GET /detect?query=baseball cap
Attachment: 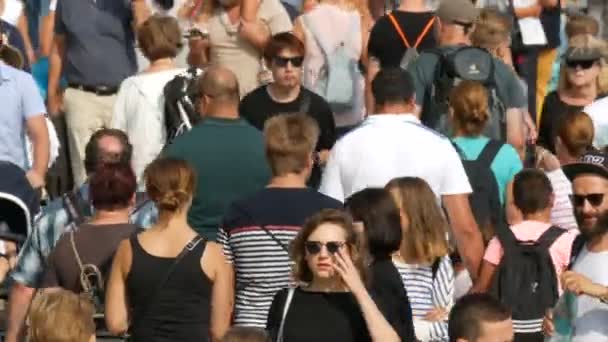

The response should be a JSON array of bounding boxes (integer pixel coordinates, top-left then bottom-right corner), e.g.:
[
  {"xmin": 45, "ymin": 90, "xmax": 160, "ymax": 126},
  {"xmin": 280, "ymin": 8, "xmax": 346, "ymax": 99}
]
[
  {"xmin": 436, "ymin": 0, "xmax": 480, "ymax": 25},
  {"xmin": 565, "ymin": 46, "xmax": 602, "ymax": 63},
  {"xmin": 563, "ymin": 149, "xmax": 608, "ymax": 181}
]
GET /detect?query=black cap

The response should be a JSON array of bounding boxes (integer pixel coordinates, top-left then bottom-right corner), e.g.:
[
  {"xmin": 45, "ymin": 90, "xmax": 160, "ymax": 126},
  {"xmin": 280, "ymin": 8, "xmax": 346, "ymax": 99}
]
[{"xmin": 563, "ymin": 149, "xmax": 608, "ymax": 181}]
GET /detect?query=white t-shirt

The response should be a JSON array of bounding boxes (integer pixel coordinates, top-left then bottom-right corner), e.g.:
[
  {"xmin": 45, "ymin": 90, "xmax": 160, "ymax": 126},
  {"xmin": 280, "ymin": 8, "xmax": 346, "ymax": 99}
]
[
  {"xmin": 49, "ymin": 0, "xmax": 57, "ymax": 12},
  {"xmin": 1, "ymin": 0, "xmax": 23, "ymax": 26},
  {"xmin": 319, "ymin": 114, "xmax": 472, "ymax": 202},
  {"xmin": 583, "ymin": 97, "xmax": 608, "ymax": 149},
  {"xmin": 571, "ymin": 247, "xmax": 608, "ymax": 342}
]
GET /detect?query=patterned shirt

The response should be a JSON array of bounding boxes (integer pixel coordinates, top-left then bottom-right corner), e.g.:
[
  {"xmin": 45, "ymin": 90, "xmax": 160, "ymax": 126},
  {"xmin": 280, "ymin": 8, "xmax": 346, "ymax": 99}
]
[{"xmin": 11, "ymin": 185, "xmax": 157, "ymax": 287}]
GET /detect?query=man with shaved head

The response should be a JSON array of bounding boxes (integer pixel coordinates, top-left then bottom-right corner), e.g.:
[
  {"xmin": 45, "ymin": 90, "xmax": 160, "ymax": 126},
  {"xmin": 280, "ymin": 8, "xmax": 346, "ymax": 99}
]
[{"xmin": 165, "ymin": 67, "xmax": 271, "ymax": 241}]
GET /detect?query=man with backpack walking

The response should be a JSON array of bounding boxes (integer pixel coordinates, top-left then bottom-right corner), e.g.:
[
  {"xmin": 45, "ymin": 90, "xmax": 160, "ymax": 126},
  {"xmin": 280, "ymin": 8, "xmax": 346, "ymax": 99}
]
[
  {"xmin": 543, "ymin": 149, "xmax": 608, "ymax": 341},
  {"xmin": 473, "ymin": 169, "xmax": 576, "ymax": 341},
  {"xmin": 407, "ymin": 0, "xmax": 527, "ymax": 155}
]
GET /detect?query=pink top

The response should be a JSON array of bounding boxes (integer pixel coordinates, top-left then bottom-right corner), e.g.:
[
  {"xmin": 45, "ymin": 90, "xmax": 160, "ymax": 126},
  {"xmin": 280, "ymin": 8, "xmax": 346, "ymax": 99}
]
[{"xmin": 484, "ymin": 220, "xmax": 578, "ymax": 288}]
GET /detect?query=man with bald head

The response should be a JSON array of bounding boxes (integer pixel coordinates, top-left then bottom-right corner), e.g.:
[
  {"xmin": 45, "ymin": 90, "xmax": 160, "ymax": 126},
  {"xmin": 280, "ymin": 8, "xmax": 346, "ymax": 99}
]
[{"xmin": 165, "ymin": 67, "xmax": 271, "ymax": 241}]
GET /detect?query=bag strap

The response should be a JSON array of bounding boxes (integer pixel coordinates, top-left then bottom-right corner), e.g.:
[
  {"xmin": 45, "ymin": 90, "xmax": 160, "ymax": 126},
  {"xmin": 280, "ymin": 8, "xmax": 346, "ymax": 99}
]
[
  {"xmin": 63, "ymin": 190, "xmax": 87, "ymax": 226},
  {"xmin": 234, "ymin": 205, "xmax": 289, "ymax": 253},
  {"xmin": 388, "ymin": 14, "xmax": 435, "ymax": 49},
  {"xmin": 277, "ymin": 287, "xmax": 296, "ymax": 342},
  {"xmin": 129, "ymin": 235, "xmax": 204, "ymax": 332},
  {"xmin": 387, "ymin": 13, "xmax": 409, "ymax": 48},
  {"xmin": 568, "ymin": 234, "xmax": 586, "ymax": 270},
  {"xmin": 431, "ymin": 257, "xmax": 441, "ymax": 280},
  {"xmin": 476, "ymin": 140, "xmax": 503, "ymax": 165},
  {"xmin": 69, "ymin": 231, "xmax": 103, "ymax": 294},
  {"xmin": 536, "ymin": 226, "xmax": 567, "ymax": 249}
]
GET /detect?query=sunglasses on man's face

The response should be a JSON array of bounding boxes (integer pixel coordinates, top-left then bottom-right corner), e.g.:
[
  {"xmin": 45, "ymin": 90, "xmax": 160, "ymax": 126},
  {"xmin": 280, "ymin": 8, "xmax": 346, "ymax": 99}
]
[
  {"xmin": 566, "ymin": 60, "xmax": 597, "ymax": 70},
  {"xmin": 569, "ymin": 193, "xmax": 605, "ymax": 207},
  {"xmin": 304, "ymin": 241, "xmax": 345, "ymax": 255},
  {"xmin": 273, "ymin": 56, "xmax": 304, "ymax": 68}
]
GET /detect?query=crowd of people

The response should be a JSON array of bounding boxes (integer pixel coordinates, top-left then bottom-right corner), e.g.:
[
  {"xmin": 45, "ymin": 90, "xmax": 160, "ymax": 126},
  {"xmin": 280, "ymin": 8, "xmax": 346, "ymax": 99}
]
[{"xmin": 2, "ymin": 0, "xmax": 608, "ymax": 341}]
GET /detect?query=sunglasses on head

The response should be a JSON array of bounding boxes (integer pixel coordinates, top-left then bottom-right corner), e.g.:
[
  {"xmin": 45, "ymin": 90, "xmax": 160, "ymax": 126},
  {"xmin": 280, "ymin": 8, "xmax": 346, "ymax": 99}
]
[
  {"xmin": 566, "ymin": 60, "xmax": 597, "ymax": 70},
  {"xmin": 273, "ymin": 56, "xmax": 304, "ymax": 68},
  {"xmin": 304, "ymin": 241, "xmax": 345, "ymax": 255},
  {"xmin": 570, "ymin": 193, "xmax": 605, "ymax": 207}
]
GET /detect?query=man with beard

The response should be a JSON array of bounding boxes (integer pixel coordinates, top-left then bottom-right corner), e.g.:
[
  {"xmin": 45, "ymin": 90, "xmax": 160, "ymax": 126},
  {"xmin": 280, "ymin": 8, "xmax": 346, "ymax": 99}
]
[
  {"xmin": 544, "ymin": 149, "xmax": 608, "ymax": 341},
  {"xmin": 239, "ymin": 33, "xmax": 336, "ymax": 188}
]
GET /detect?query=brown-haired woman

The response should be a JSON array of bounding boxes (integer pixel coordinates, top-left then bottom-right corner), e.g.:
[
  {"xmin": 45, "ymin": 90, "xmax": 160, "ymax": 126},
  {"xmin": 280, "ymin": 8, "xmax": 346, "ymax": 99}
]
[
  {"xmin": 266, "ymin": 209, "xmax": 400, "ymax": 342},
  {"xmin": 105, "ymin": 157, "xmax": 232, "ymax": 342},
  {"xmin": 385, "ymin": 177, "xmax": 453, "ymax": 342},
  {"xmin": 449, "ymin": 80, "xmax": 523, "ymax": 226}
]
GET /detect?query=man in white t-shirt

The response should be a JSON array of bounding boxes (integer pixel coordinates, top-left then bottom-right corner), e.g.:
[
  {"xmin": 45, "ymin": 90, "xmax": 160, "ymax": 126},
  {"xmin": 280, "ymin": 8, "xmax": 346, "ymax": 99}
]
[
  {"xmin": 320, "ymin": 67, "xmax": 484, "ymax": 280},
  {"xmin": 583, "ymin": 97, "xmax": 608, "ymax": 149},
  {"xmin": 544, "ymin": 149, "xmax": 608, "ymax": 341}
]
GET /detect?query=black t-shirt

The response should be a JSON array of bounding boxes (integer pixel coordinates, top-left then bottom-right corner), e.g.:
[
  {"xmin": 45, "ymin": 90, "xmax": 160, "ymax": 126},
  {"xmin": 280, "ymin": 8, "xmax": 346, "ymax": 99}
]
[
  {"xmin": 268, "ymin": 288, "xmax": 394, "ymax": 342},
  {"xmin": 540, "ymin": 0, "xmax": 562, "ymax": 49},
  {"xmin": 368, "ymin": 10, "xmax": 437, "ymax": 68},
  {"xmin": 239, "ymin": 86, "xmax": 337, "ymax": 188}
]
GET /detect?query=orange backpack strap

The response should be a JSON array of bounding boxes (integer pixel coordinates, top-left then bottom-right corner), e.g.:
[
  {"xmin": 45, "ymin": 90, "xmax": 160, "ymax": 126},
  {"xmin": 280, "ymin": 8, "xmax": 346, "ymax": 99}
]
[
  {"xmin": 413, "ymin": 16, "xmax": 436, "ymax": 49},
  {"xmin": 388, "ymin": 12, "xmax": 410, "ymax": 48}
]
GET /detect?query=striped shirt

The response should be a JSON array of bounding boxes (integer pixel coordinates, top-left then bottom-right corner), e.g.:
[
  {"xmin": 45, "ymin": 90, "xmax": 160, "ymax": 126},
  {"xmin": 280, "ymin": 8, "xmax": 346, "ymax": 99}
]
[
  {"xmin": 394, "ymin": 255, "xmax": 454, "ymax": 342},
  {"xmin": 547, "ymin": 169, "xmax": 578, "ymax": 231},
  {"xmin": 218, "ymin": 187, "xmax": 342, "ymax": 328}
]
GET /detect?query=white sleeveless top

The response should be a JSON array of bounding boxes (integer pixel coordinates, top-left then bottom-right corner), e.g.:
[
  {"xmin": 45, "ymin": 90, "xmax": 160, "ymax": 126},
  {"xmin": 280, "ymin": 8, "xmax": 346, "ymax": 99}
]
[{"xmin": 300, "ymin": 4, "xmax": 366, "ymax": 127}]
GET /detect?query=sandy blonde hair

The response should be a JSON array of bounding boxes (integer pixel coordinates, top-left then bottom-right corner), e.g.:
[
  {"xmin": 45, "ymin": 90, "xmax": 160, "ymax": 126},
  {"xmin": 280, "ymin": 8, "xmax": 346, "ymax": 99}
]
[
  {"xmin": 386, "ymin": 177, "xmax": 450, "ymax": 264},
  {"xmin": 144, "ymin": 157, "xmax": 196, "ymax": 214},
  {"xmin": 559, "ymin": 34, "xmax": 608, "ymax": 94},
  {"xmin": 471, "ymin": 8, "xmax": 512, "ymax": 50},
  {"xmin": 557, "ymin": 111, "xmax": 595, "ymax": 157},
  {"xmin": 27, "ymin": 290, "xmax": 95, "ymax": 342},
  {"xmin": 449, "ymin": 81, "xmax": 490, "ymax": 136}
]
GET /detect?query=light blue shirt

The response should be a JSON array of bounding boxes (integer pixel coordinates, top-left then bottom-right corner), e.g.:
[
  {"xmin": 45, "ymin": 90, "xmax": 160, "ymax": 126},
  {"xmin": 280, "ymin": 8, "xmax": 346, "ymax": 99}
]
[
  {"xmin": 452, "ymin": 136, "xmax": 523, "ymax": 204},
  {"xmin": 0, "ymin": 63, "xmax": 46, "ymax": 170}
]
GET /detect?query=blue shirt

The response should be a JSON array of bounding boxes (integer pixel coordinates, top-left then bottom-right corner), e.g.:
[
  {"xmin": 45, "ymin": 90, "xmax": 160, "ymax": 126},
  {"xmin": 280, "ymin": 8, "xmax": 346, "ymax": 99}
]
[
  {"xmin": 452, "ymin": 136, "xmax": 523, "ymax": 204},
  {"xmin": 11, "ymin": 185, "xmax": 158, "ymax": 287},
  {"xmin": 55, "ymin": 0, "xmax": 136, "ymax": 87},
  {"xmin": 0, "ymin": 63, "xmax": 46, "ymax": 170}
]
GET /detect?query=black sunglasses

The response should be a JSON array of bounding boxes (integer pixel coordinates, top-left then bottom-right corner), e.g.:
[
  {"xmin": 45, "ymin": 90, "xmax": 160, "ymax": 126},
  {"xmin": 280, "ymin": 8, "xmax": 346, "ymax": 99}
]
[
  {"xmin": 570, "ymin": 193, "xmax": 605, "ymax": 207},
  {"xmin": 304, "ymin": 241, "xmax": 345, "ymax": 255},
  {"xmin": 273, "ymin": 56, "xmax": 304, "ymax": 68},
  {"xmin": 566, "ymin": 60, "xmax": 597, "ymax": 70}
]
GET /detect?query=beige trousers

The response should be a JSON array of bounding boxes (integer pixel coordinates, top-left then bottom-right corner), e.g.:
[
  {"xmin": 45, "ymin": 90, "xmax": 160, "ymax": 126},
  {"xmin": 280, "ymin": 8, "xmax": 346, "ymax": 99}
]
[{"xmin": 63, "ymin": 88, "xmax": 116, "ymax": 187}]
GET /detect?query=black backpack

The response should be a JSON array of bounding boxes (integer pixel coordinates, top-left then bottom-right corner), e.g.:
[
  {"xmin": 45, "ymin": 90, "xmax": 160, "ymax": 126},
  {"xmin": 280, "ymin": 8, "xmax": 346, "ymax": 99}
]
[
  {"xmin": 422, "ymin": 47, "xmax": 507, "ymax": 141},
  {"xmin": 492, "ymin": 225, "xmax": 567, "ymax": 326},
  {"xmin": 163, "ymin": 67, "xmax": 203, "ymax": 147},
  {"xmin": 453, "ymin": 140, "xmax": 504, "ymax": 241}
]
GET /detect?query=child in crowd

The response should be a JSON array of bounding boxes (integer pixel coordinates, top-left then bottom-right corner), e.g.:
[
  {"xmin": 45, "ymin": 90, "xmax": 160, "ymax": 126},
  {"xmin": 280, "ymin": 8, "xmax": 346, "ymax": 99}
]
[{"xmin": 386, "ymin": 177, "xmax": 454, "ymax": 342}]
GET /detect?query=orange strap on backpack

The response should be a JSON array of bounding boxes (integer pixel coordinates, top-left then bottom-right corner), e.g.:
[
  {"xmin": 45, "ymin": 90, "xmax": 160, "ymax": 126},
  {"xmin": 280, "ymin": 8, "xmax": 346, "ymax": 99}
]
[{"xmin": 387, "ymin": 13, "xmax": 436, "ymax": 49}]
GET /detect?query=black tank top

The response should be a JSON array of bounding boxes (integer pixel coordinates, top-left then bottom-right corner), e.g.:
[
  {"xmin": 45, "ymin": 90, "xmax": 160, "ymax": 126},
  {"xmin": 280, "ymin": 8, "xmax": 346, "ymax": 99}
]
[{"xmin": 127, "ymin": 236, "xmax": 212, "ymax": 342}]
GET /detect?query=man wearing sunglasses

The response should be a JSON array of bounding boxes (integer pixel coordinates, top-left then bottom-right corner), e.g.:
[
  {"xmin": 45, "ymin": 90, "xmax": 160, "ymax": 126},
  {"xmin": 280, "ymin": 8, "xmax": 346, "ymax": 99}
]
[
  {"xmin": 239, "ymin": 32, "xmax": 336, "ymax": 189},
  {"xmin": 543, "ymin": 149, "xmax": 608, "ymax": 341}
]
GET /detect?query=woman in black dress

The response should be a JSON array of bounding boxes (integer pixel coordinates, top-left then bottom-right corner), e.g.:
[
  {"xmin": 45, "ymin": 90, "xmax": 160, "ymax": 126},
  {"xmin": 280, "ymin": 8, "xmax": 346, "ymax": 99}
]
[{"xmin": 266, "ymin": 209, "xmax": 400, "ymax": 342}]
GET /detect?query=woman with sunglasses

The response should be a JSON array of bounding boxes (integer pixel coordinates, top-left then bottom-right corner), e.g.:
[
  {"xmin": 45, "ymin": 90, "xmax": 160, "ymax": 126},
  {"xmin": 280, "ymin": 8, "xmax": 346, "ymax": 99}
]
[
  {"xmin": 266, "ymin": 209, "xmax": 400, "ymax": 342},
  {"xmin": 538, "ymin": 34, "xmax": 608, "ymax": 153}
]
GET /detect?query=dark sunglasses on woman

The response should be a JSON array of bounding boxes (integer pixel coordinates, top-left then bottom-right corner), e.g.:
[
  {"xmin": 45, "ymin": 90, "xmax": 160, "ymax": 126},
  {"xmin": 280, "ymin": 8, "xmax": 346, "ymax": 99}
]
[
  {"xmin": 570, "ymin": 193, "xmax": 605, "ymax": 207},
  {"xmin": 305, "ymin": 241, "xmax": 345, "ymax": 255},
  {"xmin": 566, "ymin": 60, "xmax": 597, "ymax": 70},
  {"xmin": 273, "ymin": 56, "xmax": 304, "ymax": 68}
]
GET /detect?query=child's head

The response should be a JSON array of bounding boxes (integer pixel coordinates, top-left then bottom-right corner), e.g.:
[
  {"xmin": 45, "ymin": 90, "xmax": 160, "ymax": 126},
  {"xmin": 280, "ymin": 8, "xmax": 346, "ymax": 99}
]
[
  {"xmin": 385, "ymin": 177, "xmax": 449, "ymax": 263},
  {"xmin": 28, "ymin": 290, "xmax": 96, "ymax": 342},
  {"xmin": 221, "ymin": 327, "xmax": 271, "ymax": 342},
  {"xmin": 512, "ymin": 169, "xmax": 554, "ymax": 218},
  {"xmin": 566, "ymin": 14, "xmax": 600, "ymax": 39}
]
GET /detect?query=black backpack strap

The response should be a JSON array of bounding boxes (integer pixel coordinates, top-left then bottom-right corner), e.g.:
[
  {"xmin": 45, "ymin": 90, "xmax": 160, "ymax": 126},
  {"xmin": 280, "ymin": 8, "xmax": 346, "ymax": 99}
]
[
  {"xmin": 537, "ymin": 226, "xmax": 568, "ymax": 249},
  {"xmin": 476, "ymin": 140, "xmax": 503, "ymax": 165},
  {"xmin": 568, "ymin": 234, "xmax": 586, "ymax": 270},
  {"xmin": 431, "ymin": 257, "xmax": 441, "ymax": 280},
  {"xmin": 62, "ymin": 189, "xmax": 87, "ymax": 226}
]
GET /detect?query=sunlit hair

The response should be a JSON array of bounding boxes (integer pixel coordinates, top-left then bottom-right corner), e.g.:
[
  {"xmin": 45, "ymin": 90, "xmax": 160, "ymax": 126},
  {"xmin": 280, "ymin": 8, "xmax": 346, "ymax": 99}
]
[
  {"xmin": 471, "ymin": 8, "xmax": 512, "ymax": 51},
  {"xmin": 290, "ymin": 209, "xmax": 366, "ymax": 284},
  {"xmin": 566, "ymin": 14, "xmax": 600, "ymax": 39},
  {"xmin": 449, "ymin": 80, "xmax": 490, "ymax": 136},
  {"xmin": 27, "ymin": 290, "xmax": 95, "ymax": 342},
  {"xmin": 144, "ymin": 157, "xmax": 196, "ymax": 216},
  {"xmin": 386, "ymin": 177, "xmax": 450, "ymax": 264},
  {"xmin": 557, "ymin": 111, "xmax": 595, "ymax": 157},
  {"xmin": 137, "ymin": 15, "xmax": 183, "ymax": 61},
  {"xmin": 559, "ymin": 34, "xmax": 608, "ymax": 94}
]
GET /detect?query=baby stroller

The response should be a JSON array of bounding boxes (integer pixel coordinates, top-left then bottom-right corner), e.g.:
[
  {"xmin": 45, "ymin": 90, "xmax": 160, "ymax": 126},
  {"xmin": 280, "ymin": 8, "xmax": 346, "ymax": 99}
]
[{"xmin": 0, "ymin": 162, "xmax": 40, "ymax": 244}]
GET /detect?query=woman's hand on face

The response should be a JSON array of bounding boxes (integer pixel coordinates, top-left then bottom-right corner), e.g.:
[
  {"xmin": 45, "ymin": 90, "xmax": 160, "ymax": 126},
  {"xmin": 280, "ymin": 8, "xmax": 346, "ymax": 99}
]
[{"xmin": 333, "ymin": 248, "xmax": 366, "ymax": 295}]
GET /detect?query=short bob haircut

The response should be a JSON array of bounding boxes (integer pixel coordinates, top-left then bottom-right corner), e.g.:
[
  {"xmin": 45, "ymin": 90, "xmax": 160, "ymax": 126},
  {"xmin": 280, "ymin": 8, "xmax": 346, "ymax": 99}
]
[
  {"xmin": 89, "ymin": 162, "xmax": 136, "ymax": 211},
  {"xmin": 264, "ymin": 113, "xmax": 319, "ymax": 177},
  {"xmin": 137, "ymin": 15, "xmax": 183, "ymax": 61},
  {"xmin": 512, "ymin": 169, "xmax": 553, "ymax": 216},
  {"xmin": 28, "ymin": 290, "xmax": 96, "ymax": 342},
  {"xmin": 345, "ymin": 188, "xmax": 402, "ymax": 260},
  {"xmin": 448, "ymin": 293, "xmax": 511, "ymax": 342},
  {"xmin": 290, "ymin": 209, "xmax": 366, "ymax": 284},
  {"xmin": 263, "ymin": 32, "xmax": 305, "ymax": 65}
]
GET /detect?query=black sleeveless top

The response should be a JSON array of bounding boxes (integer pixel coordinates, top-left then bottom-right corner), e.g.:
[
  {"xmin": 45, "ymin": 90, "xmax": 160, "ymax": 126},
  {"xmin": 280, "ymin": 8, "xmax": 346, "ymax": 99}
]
[{"xmin": 127, "ymin": 236, "xmax": 212, "ymax": 342}]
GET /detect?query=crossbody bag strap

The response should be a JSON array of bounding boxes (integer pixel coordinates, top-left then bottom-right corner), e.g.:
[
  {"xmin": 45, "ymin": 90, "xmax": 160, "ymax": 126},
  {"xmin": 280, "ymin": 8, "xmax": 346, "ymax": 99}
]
[
  {"xmin": 277, "ymin": 287, "xmax": 296, "ymax": 342},
  {"xmin": 233, "ymin": 205, "xmax": 289, "ymax": 253},
  {"xmin": 70, "ymin": 231, "xmax": 92, "ymax": 292},
  {"xmin": 128, "ymin": 235, "xmax": 204, "ymax": 333}
]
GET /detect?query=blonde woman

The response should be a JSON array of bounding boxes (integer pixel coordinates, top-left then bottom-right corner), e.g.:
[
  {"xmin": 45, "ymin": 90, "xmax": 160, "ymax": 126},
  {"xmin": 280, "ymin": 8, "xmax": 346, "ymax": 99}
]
[
  {"xmin": 293, "ymin": 0, "xmax": 372, "ymax": 135},
  {"xmin": 538, "ymin": 34, "xmax": 608, "ymax": 152}
]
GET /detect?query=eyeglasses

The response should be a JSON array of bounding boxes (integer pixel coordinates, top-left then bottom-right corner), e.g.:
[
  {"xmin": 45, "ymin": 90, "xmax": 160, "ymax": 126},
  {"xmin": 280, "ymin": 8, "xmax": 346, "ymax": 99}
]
[
  {"xmin": 304, "ymin": 241, "xmax": 345, "ymax": 255},
  {"xmin": 566, "ymin": 60, "xmax": 597, "ymax": 70},
  {"xmin": 273, "ymin": 56, "xmax": 304, "ymax": 68},
  {"xmin": 569, "ymin": 193, "xmax": 605, "ymax": 207}
]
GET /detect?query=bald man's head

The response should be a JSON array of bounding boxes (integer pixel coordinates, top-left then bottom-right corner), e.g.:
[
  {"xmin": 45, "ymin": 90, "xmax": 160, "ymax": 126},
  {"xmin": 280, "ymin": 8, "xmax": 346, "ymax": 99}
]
[{"xmin": 199, "ymin": 66, "xmax": 240, "ymax": 104}]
